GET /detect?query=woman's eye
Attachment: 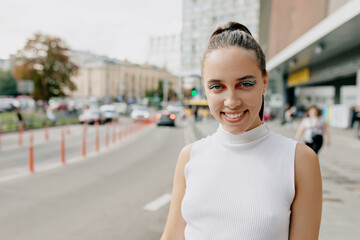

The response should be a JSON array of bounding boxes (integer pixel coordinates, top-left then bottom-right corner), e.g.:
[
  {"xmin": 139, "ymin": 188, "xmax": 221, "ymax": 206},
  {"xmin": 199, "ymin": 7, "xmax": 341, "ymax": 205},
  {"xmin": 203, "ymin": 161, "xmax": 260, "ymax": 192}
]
[
  {"xmin": 236, "ymin": 81, "xmax": 256, "ymax": 88},
  {"xmin": 209, "ymin": 84, "xmax": 224, "ymax": 90}
]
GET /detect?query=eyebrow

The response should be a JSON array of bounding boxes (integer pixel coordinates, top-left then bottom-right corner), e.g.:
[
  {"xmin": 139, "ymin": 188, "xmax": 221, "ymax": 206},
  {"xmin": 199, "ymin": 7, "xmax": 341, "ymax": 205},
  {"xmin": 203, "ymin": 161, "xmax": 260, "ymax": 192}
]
[
  {"xmin": 236, "ymin": 75, "xmax": 256, "ymax": 81},
  {"xmin": 207, "ymin": 75, "xmax": 256, "ymax": 84}
]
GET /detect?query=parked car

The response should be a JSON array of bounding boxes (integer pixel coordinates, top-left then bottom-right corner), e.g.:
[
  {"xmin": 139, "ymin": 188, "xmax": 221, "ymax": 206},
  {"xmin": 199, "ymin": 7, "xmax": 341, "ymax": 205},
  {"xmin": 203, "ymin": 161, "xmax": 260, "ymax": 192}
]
[
  {"xmin": 112, "ymin": 102, "xmax": 129, "ymax": 116},
  {"xmin": 155, "ymin": 110, "xmax": 176, "ymax": 127},
  {"xmin": 0, "ymin": 98, "xmax": 16, "ymax": 112},
  {"xmin": 130, "ymin": 105, "xmax": 151, "ymax": 121},
  {"xmin": 100, "ymin": 104, "xmax": 118, "ymax": 122},
  {"xmin": 78, "ymin": 108, "xmax": 104, "ymax": 124}
]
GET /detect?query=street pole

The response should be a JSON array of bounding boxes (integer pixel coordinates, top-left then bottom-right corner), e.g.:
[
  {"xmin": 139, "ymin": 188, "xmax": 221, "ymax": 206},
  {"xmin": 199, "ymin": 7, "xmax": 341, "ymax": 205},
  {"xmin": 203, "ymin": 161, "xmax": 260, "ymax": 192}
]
[{"xmin": 163, "ymin": 78, "xmax": 169, "ymax": 107}]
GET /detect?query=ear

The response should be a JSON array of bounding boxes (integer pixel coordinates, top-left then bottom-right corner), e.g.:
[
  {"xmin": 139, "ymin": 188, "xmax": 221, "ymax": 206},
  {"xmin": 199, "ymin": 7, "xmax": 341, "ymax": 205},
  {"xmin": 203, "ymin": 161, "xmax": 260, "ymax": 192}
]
[{"xmin": 262, "ymin": 70, "xmax": 268, "ymax": 94}]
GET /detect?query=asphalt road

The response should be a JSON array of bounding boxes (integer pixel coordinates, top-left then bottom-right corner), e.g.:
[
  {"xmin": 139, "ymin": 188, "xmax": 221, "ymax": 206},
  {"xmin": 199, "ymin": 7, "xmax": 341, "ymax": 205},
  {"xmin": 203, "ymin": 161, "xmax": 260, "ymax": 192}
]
[
  {"xmin": 0, "ymin": 118, "xmax": 142, "ymax": 177},
  {"xmin": 0, "ymin": 119, "xmax": 186, "ymax": 239}
]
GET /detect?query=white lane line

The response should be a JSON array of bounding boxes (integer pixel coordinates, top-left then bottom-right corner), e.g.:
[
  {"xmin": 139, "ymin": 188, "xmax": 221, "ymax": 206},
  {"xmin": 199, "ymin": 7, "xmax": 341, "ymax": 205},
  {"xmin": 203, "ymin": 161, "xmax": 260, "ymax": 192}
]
[
  {"xmin": 0, "ymin": 171, "xmax": 30, "ymax": 183},
  {"xmin": 36, "ymin": 162, "xmax": 63, "ymax": 173},
  {"xmin": 143, "ymin": 193, "xmax": 172, "ymax": 212}
]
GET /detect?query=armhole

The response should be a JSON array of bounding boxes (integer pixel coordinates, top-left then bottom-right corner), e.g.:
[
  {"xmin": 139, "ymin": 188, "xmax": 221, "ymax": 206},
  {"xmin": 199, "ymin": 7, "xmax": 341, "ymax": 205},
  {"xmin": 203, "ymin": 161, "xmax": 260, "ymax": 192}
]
[{"xmin": 291, "ymin": 141, "xmax": 298, "ymax": 201}]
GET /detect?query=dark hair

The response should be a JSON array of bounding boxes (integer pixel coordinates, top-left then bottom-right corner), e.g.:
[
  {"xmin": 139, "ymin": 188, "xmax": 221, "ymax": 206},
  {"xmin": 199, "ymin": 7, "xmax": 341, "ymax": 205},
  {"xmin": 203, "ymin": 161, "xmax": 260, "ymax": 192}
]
[
  {"xmin": 201, "ymin": 22, "xmax": 266, "ymax": 77},
  {"xmin": 202, "ymin": 22, "xmax": 267, "ymax": 120},
  {"xmin": 305, "ymin": 106, "xmax": 322, "ymax": 118}
]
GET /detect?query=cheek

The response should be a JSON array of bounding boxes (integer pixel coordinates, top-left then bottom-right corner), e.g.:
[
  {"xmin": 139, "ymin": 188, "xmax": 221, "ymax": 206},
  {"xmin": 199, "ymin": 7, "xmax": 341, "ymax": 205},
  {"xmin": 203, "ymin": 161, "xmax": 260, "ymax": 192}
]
[{"xmin": 206, "ymin": 93, "xmax": 222, "ymax": 113}]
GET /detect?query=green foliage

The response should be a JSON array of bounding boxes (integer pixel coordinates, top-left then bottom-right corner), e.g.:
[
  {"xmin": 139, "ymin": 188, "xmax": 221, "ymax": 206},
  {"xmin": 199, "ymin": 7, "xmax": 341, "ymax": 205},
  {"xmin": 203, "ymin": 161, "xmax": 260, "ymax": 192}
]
[
  {"xmin": 0, "ymin": 112, "xmax": 78, "ymax": 132},
  {"xmin": 145, "ymin": 80, "xmax": 177, "ymax": 101},
  {"xmin": 12, "ymin": 33, "xmax": 78, "ymax": 101},
  {"xmin": 0, "ymin": 70, "xmax": 17, "ymax": 96}
]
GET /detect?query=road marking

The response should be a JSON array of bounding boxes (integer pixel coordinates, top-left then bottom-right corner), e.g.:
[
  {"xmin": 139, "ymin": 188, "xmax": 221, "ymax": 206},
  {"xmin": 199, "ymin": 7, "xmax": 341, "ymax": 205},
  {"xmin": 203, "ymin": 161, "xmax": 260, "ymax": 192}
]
[
  {"xmin": 143, "ymin": 193, "xmax": 172, "ymax": 212},
  {"xmin": 0, "ymin": 170, "xmax": 30, "ymax": 183},
  {"xmin": 0, "ymin": 124, "xmax": 157, "ymax": 184},
  {"xmin": 36, "ymin": 162, "xmax": 63, "ymax": 173}
]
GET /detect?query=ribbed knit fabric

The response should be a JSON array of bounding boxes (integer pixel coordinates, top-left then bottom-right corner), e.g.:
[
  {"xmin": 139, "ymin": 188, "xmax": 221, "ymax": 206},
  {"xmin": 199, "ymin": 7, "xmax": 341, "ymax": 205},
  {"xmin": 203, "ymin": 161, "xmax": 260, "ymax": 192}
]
[{"xmin": 181, "ymin": 123, "xmax": 297, "ymax": 240}]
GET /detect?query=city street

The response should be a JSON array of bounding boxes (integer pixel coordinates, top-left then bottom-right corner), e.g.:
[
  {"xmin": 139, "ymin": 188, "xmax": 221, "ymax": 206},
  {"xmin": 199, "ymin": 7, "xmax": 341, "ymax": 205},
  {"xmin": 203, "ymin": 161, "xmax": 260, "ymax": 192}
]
[
  {"xmin": 0, "ymin": 118, "xmax": 186, "ymax": 240},
  {"xmin": 1, "ymin": 117, "xmax": 359, "ymax": 239},
  {"xmin": 0, "ymin": 118, "xmax": 147, "ymax": 180}
]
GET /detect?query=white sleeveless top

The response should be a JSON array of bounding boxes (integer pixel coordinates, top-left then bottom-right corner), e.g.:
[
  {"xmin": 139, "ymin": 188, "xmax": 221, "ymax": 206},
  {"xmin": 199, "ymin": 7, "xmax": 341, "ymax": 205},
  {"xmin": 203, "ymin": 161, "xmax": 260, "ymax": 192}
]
[{"xmin": 181, "ymin": 123, "xmax": 297, "ymax": 240}]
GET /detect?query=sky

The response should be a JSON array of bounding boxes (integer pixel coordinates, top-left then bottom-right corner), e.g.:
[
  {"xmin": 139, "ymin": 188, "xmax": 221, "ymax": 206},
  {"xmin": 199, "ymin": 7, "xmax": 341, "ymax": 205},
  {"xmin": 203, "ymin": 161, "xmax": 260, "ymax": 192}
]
[{"xmin": 0, "ymin": 0, "xmax": 182, "ymax": 64}]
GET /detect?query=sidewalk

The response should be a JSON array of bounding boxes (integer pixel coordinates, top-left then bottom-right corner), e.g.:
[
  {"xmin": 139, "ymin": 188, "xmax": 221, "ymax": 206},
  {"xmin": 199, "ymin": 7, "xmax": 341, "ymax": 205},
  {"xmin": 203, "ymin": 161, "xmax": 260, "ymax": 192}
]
[{"xmin": 189, "ymin": 118, "xmax": 360, "ymax": 240}]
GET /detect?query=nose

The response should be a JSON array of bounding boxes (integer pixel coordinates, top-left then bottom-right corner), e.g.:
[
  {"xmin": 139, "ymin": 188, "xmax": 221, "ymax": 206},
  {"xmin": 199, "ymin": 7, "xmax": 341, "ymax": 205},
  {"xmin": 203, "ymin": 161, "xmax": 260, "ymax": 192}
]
[{"xmin": 224, "ymin": 90, "xmax": 241, "ymax": 109}]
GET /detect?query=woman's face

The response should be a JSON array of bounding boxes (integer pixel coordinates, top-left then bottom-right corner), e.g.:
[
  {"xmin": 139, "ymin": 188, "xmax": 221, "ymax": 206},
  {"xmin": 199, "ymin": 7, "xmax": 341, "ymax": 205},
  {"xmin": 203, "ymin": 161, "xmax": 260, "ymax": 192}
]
[
  {"xmin": 308, "ymin": 107, "xmax": 318, "ymax": 117},
  {"xmin": 203, "ymin": 47, "xmax": 268, "ymax": 134}
]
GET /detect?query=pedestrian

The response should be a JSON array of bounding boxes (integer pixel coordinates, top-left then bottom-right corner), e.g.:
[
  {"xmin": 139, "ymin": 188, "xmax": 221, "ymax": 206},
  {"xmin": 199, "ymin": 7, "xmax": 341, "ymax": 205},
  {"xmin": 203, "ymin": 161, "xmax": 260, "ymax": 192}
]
[
  {"xmin": 46, "ymin": 106, "xmax": 57, "ymax": 126},
  {"xmin": 194, "ymin": 106, "xmax": 199, "ymax": 122},
  {"xmin": 15, "ymin": 107, "xmax": 25, "ymax": 130},
  {"xmin": 161, "ymin": 22, "xmax": 322, "ymax": 240},
  {"xmin": 295, "ymin": 105, "xmax": 330, "ymax": 154},
  {"xmin": 351, "ymin": 105, "xmax": 360, "ymax": 138},
  {"xmin": 285, "ymin": 105, "xmax": 296, "ymax": 127}
]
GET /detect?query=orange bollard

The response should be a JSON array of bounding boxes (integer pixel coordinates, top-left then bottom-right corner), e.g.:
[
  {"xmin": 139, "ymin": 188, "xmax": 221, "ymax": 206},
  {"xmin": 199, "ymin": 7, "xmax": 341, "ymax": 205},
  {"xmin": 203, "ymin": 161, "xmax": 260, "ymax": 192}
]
[
  {"xmin": 112, "ymin": 121, "xmax": 116, "ymax": 144},
  {"xmin": 18, "ymin": 122, "xmax": 23, "ymax": 146},
  {"xmin": 118, "ymin": 124, "xmax": 122, "ymax": 141},
  {"xmin": 66, "ymin": 124, "xmax": 71, "ymax": 134},
  {"xmin": 95, "ymin": 121, "xmax": 100, "ymax": 152},
  {"xmin": 29, "ymin": 130, "xmax": 34, "ymax": 173},
  {"xmin": 61, "ymin": 129, "xmax": 65, "ymax": 164},
  {"xmin": 44, "ymin": 124, "xmax": 49, "ymax": 141},
  {"xmin": 105, "ymin": 122, "xmax": 109, "ymax": 148},
  {"xmin": 82, "ymin": 123, "xmax": 87, "ymax": 157}
]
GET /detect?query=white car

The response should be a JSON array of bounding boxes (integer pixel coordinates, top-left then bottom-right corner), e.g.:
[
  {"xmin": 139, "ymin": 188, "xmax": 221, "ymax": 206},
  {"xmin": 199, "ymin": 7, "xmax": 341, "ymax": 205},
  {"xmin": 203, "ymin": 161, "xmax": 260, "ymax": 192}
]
[
  {"xmin": 100, "ymin": 105, "xmax": 118, "ymax": 122},
  {"xmin": 130, "ymin": 105, "xmax": 151, "ymax": 121},
  {"xmin": 78, "ymin": 108, "xmax": 104, "ymax": 124}
]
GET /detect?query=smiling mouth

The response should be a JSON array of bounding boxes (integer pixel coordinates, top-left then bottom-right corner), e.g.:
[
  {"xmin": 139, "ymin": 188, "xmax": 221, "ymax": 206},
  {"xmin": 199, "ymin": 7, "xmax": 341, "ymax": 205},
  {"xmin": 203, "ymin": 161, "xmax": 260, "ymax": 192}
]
[{"xmin": 222, "ymin": 110, "xmax": 248, "ymax": 120}]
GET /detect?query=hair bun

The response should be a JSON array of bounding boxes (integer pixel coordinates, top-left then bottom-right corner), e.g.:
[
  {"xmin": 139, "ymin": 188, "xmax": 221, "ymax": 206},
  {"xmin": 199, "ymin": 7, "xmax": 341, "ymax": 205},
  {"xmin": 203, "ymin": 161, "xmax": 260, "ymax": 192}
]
[{"xmin": 210, "ymin": 22, "xmax": 252, "ymax": 39}]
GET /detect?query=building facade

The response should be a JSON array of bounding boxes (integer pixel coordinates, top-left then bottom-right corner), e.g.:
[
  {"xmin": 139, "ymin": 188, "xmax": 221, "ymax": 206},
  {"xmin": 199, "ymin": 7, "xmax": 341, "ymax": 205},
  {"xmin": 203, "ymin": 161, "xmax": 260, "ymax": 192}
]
[
  {"xmin": 69, "ymin": 51, "xmax": 178, "ymax": 101},
  {"xmin": 146, "ymin": 33, "xmax": 182, "ymax": 76},
  {"xmin": 181, "ymin": 0, "xmax": 261, "ymax": 76},
  {"xmin": 262, "ymin": 0, "xmax": 360, "ymax": 127}
]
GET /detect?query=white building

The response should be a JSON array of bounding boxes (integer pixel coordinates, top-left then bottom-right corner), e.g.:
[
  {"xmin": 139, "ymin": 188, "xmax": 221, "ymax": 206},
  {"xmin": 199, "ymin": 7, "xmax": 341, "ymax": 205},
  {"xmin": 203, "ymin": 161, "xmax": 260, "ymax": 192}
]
[
  {"xmin": 181, "ymin": 0, "xmax": 261, "ymax": 76},
  {"xmin": 146, "ymin": 33, "xmax": 182, "ymax": 76}
]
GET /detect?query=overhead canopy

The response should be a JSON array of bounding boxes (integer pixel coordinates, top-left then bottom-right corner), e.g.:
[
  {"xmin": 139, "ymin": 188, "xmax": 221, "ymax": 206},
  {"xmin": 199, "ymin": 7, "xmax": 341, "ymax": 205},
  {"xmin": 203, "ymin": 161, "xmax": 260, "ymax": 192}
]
[{"xmin": 267, "ymin": 0, "xmax": 360, "ymax": 81}]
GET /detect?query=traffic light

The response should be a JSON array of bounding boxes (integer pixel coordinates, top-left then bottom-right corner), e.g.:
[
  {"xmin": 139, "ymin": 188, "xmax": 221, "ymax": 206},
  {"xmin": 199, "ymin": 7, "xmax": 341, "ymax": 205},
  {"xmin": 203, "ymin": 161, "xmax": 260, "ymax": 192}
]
[{"xmin": 191, "ymin": 88, "xmax": 198, "ymax": 96}]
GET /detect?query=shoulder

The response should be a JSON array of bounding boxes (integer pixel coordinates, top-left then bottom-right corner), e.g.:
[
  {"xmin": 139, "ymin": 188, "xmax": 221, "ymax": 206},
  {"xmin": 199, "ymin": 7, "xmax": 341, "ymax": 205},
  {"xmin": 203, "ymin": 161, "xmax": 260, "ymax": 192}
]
[
  {"xmin": 295, "ymin": 142, "xmax": 319, "ymax": 168},
  {"xmin": 176, "ymin": 143, "xmax": 193, "ymax": 169},
  {"xmin": 294, "ymin": 143, "xmax": 321, "ymax": 184},
  {"xmin": 289, "ymin": 142, "xmax": 322, "ymax": 238}
]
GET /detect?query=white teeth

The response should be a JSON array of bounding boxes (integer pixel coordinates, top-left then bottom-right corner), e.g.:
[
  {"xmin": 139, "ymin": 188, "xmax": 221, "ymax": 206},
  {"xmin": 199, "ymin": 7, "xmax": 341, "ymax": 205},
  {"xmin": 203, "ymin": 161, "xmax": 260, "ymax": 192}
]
[{"xmin": 225, "ymin": 112, "xmax": 244, "ymax": 119}]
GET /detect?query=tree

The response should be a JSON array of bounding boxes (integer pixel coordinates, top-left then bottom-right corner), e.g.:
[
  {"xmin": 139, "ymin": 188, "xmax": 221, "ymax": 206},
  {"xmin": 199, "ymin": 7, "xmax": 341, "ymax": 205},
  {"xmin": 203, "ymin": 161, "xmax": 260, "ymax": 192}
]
[
  {"xmin": 145, "ymin": 80, "xmax": 177, "ymax": 101},
  {"xmin": 12, "ymin": 33, "xmax": 78, "ymax": 101},
  {"xmin": 0, "ymin": 70, "xmax": 17, "ymax": 96}
]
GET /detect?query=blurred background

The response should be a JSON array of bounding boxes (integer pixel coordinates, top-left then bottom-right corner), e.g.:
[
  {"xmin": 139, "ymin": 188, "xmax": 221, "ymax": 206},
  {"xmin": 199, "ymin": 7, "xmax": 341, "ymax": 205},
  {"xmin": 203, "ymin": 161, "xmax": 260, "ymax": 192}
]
[{"xmin": 0, "ymin": 0, "xmax": 359, "ymax": 239}]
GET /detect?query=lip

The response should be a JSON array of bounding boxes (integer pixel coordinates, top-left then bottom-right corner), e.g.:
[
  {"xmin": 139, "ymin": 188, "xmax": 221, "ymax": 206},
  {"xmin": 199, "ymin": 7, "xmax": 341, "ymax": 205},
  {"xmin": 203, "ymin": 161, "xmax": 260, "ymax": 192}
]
[{"xmin": 222, "ymin": 110, "xmax": 248, "ymax": 123}]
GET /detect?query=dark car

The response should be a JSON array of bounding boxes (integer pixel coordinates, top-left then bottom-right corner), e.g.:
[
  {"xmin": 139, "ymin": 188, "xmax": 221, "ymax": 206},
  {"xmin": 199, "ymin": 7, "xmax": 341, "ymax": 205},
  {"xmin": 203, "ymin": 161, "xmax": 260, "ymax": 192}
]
[{"xmin": 156, "ymin": 110, "xmax": 176, "ymax": 127}]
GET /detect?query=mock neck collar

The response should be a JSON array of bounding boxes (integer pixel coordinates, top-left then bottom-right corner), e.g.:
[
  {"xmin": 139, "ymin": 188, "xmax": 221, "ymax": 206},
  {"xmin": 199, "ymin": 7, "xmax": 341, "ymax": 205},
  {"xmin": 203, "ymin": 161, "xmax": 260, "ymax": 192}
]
[{"xmin": 215, "ymin": 123, "xmax": 270, "ymax": 145}]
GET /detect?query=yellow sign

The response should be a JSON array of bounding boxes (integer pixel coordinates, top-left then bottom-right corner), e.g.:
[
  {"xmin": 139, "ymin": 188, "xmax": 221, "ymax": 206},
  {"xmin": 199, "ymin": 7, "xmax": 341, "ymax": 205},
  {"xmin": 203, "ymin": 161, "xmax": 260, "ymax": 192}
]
[
  {"xmin": 183, "ymin": 99, "xmax": 208, "ymax": 106},
  {"xmin": 288, "ymin": 68, "xmax": 310, "ymax": 87}
]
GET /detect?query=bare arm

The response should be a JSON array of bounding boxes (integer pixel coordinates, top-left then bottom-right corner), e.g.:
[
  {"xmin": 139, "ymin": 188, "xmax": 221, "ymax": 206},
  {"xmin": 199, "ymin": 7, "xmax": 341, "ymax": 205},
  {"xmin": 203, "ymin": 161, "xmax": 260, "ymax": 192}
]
[
  {"xmin": 295, "ymin": 121, "xmax": 305, "ymax": 141},
  {"xmin": 289, "ymin": 143, "xmax": 322, "ymax": 240},
  {"xmin": 322, "ymin": 122, "xmax": 330, "ymax": 146},
  {"xmin": 161, "ymin": 144, "xmax": 192, "ymax": 240}
]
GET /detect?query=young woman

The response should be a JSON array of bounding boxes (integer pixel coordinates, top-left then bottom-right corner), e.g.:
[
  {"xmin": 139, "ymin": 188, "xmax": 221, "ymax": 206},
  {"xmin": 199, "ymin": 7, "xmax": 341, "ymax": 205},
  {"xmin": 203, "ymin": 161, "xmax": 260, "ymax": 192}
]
[
  {"xmin": 295, "ymin": 106, "xmax": 330, "ymax": 154},
  {"xmin": 161, "ymin": 22, "xmax": 322, "ymax": 240}
]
